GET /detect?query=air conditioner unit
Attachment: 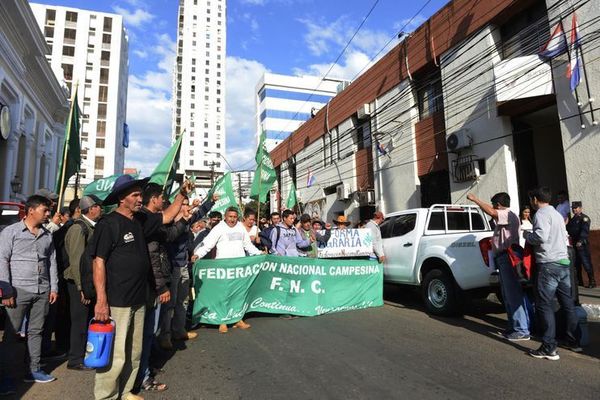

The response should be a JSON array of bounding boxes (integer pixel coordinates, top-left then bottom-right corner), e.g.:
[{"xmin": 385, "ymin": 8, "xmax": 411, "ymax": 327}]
[
  {"xmin": 357, "ymin": 190, "xmax": 376, "ymax": 205},
  {"xmin": 446, "ymin": 129, "xmax": 472, "ymax": 152},
  {"xmin": 336, "ymin": 184, "xmax": 352, "ymax": 201},
  {"xmin": 356, "ymin": 104, "xmax": 371, "ymax": 121}
]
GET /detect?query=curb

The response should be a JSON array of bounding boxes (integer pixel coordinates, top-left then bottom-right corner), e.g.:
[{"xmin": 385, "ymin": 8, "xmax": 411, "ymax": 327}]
[{"xmin": 582, "ymin": 303, "xmax": 600, "ymax": 321}]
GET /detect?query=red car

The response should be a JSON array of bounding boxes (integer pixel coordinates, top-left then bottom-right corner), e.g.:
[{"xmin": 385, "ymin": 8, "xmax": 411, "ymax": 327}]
[{"xmin": 0, "ymin": 202, "xmax": 25, "ymax": 232}]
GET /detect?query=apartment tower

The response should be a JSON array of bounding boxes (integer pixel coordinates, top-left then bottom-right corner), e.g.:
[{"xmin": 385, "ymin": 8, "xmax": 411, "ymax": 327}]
[
  {"xmin": 31, "ymin": 3, "xmax": 129, "ymax": 184},
  {"xmin": 173, "ymin": 0, "xmax": 226, "ymax": 189}
]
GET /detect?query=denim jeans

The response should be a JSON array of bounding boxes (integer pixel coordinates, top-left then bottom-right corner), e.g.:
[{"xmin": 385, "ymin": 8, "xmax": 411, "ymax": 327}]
[
  {"xmin": 158, "ymin": 266, "xmax": 190, "ymax": 340},
  {"xmin": 135, "ymin": 299, "xmax": 161, "ymax": 388},
  {"xmin": 0, "ymin": 288, "xmax": 49, "ymax": 375},
  {"xmin": 495, "ymin": 252, "xmax": 530, "ymax": 335},
  {"xmin": 535, "ymin": 262, "xmax": 578, "ymax": 350}
]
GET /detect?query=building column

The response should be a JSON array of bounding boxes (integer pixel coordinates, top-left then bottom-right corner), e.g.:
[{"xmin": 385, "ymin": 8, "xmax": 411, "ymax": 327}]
[
  {"xmin": 33, "ymin": 143, "xmax": 44, "ymax": 193},
  {"xmin": 3, "ymin": 135, "xmax": 18, "ymax": 201},
  {"xmin": 20, "ymin": 134, "xmax": 34, "ymax": 195}
]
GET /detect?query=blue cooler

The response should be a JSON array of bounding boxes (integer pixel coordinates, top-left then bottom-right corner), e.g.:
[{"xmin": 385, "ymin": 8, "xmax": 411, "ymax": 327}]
[{"xmin": 84, "ymin": 319, "xmax": 115, "ymax": 368}]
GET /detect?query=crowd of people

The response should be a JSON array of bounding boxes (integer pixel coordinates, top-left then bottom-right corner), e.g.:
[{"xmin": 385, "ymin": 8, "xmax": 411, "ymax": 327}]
[
  {"xmin": 467, "ymin": 186, "xmax": 594, "ymax": 361},
  {"xmin": 0, "ymin": 176, "xmax": 387, "ymax": 399},
  {"xmin": 1, "ymin": 178, "xmax": 594, "ymax": 398}
]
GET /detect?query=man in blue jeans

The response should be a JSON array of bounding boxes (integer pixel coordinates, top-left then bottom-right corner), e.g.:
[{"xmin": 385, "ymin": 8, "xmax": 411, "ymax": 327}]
[
  {"xmin": 0, "ymin": 195, "xmax": 59, "ymax": 394},
  {"xmin": 524, "ymin": 186, "xmax": 579, "ymax": 360},
  {"xmin": 468, "ymin": 192, "xmax": 531, "ymax": 341}
]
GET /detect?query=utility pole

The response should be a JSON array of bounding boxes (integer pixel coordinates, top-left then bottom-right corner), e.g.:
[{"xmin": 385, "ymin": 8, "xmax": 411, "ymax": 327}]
[
  {"xmin": 237, "ymin": 171, "xmax": 243, "ymax": 208},
  {"xmin": 210, "ymin": 161, "xmax": 216, "ymax": 186}
]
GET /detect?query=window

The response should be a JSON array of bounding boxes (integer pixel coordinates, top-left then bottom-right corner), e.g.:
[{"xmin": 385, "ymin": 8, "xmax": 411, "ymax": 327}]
[
  {"xmin": 44, "ymin": 26, "xmax": 54, "ymax": 37},
  {"xmin": 100, "ymin": 68, "xmax": 109, "ymax": 84},
  {"xmin": 63, "ymin": 28, "xmax": 76, "ymax": 43},
  {"xmin": 417, "ymin": 79, "xmax": 443, "ymax": 120},
  {"xmin": 204, "ymin": 142, "xmax": 208, "ymax": 147},
  {"xmin": 390, "ymin": 214, "xmax": 417, "ymax": 237},
  {"xmin": 97, "ymin": 104, "xmax": 107, "ymax": 119},
  {"xmin": 97, "ymin": 120, "xmax": 106, "ymax": 136},
  {"xmin": 98, "ymin": 86, "xmax": 108, "ymax": 102},
  {"xmin": 101, "ymin": 51, "xmax": 110, "ymax": 66},
  {"xmin": 102, "ymin": 34, "xmax": 111, "ymax": 44},
  {"xmin": 62, "ymin": 46, "xmax": 75, "ymax": 56},
  {"xmin": 96, "ymin": 138, "xmax": 105, "ymax": 148},
  {"xmin": 190, "ymin": 140, "xmax": 194, "ymax": 146},
  {"xmin": 426, "ymin": 210, "xmax": 486, "ymax": 231},
  {"xmin": 66, "ymin": 11, "xmax": 78, "ymax": 22},
  {"xmin": 62, "ymin": 63, "xmax": 73, "ymax": 81},
  {"xmin": 103, "ymin": 17, "xmax": 112, "ymax": 32},
  {"xmin": 94, "ymin": 156, "xmax": 104, "ymax": 170},
  {"xmin": 45, "ymin": 9, "xmax": 56, "ymax": 24},
  {"xmin": 216, "ymin": 143, "xmax": 221, "ymax": 149},
  {"xmin": 190, "ymin": 160, "xmax": 194, "ymax": 166}
]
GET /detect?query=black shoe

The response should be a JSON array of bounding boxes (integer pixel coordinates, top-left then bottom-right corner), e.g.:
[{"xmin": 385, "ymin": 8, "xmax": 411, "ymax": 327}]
[
  {"xmin": 529, "ymin": 346, "xmax": 560, "ymax": 361},
  {"xmin": 41, "ymin": 350, "xmax": 67, "ymax": 362},
  {"xmin": 67, "ymin": 363, "xmax": 94, "ymax": 371}
]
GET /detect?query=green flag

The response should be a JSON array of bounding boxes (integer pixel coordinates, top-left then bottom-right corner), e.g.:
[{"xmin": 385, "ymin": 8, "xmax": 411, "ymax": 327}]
[
  {"xmin": 208, "ymin": 172, "xmax": 239, "ymax": 214},
  {"xmin": 83, "ymin": 173, "xmax": 127, "ymax": 201},
  {"xmin": 55, "ymin": 87, "xmax": 81, "ymax": 196},
  {"xmin": 286, "ymin": 182, "xmax": 297, "ymax": 209},
  {"xmin": 149, "ymin": 134, "xmax": 183, "ymax": 195},
  {"xmin": 250, "ymin": 131, "xmax": 277, "ymax": 202}
]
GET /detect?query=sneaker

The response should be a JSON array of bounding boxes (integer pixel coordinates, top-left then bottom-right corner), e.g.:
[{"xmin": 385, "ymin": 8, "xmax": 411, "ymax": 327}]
[
  {"xmin": 529, "ymin": 346, "xmax": 560, "ymax": 361},
  {"xmin": 562, "ymin": 341, "xmax": 583, "ymax": 353},
  {"xmin": 23, "ymin": 370, "xmax": 56, "ymax": 383},
  {"xmin": 0, "ymin": 378, "xmax": 16, "ymax": 396},
  {"xmin": 503, "ymin": 332, "xmax": 531, "ymax": 341}
]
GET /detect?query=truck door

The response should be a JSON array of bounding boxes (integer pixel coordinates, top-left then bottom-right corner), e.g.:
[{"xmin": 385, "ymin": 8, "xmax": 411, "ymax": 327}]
[{"xmin": 382, "ymin": 213, "xmax": 419, "ymax": 283}]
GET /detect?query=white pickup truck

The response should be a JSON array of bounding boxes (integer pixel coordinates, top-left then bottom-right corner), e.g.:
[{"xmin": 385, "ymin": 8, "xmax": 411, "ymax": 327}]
[{"xmin": 381, "ymin": 204, "xmax": 495, "ymax": 316}]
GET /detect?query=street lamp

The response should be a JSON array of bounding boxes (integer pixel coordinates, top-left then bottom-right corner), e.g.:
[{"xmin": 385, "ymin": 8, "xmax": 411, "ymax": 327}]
[
  {"xmin": 203, "ymin": 151, "xmax": 234, "ymax": 171},
  {"xmin": 10, "ymin": 175, "xmax": 22, "ymax": 199}
]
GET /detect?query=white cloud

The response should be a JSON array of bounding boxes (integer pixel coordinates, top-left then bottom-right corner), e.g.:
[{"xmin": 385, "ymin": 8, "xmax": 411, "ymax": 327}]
[
  {"xmin": 294, "ymin": 16, "xmax": 398, "ymax": 81},
  {"xmin": 133, "ymin": 49, "xmax": 148, "ymax": 59},
  {"xmin": 124, "ymin": 34, "xmax": 176, "ymax": 174},
  {"xmin": 112, "ymin": 6, "xmax": 155, "ymax": 28},
  {"xmin": 394, "ymin": 14, "xmax": 427, "ymax": 37},
  {"xmin": 225, "ymin": 56, "xmax": 269, "ymax": 170}
]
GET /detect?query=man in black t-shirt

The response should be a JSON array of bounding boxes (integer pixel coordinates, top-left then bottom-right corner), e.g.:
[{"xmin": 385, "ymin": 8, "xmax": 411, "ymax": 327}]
[{"xmin": 90, "ymin": 175, "xmax": 192, "ymax": 400}]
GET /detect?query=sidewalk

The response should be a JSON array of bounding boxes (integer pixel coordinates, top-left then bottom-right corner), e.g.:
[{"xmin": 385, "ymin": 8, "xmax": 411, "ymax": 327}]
[{"xmin": 579, "ymin": 287, "xmax": 600, "ymax": 321}]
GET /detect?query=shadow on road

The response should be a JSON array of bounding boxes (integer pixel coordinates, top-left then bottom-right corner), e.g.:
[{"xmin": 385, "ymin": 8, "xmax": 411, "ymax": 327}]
[{"xmin": 382, "ymin": 283, "xmax": 600, "ymax": 359}]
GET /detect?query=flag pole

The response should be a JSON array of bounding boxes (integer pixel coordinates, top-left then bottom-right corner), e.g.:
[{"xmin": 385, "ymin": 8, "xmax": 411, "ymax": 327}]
[
  {"xmin": 57, "ymin": 82, "xmax": 78, "ymax": 209},
  {"xmin": 256, "ymin": 161, "xmax": 263, "ymax": 224},
  {"xmin": 575, "ymin": 24, "xmax": 597, "ymax": 125},
  {"xmin": 559, "ymin": 17, "xmax": 585, "ymax": 129}
]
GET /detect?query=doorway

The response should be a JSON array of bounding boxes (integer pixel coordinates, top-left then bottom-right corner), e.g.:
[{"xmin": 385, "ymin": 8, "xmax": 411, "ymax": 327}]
[{"xmin": 512, "ymin": 105, "xmax": 568, "ymax": 208}]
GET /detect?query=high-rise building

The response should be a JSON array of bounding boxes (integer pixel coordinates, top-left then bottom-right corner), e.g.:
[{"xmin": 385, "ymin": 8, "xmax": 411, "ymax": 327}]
[
  {"xmin": 256, "ymin": 73, "xmax": 347, "ymax": 152},
  {"xmin": 31, "ymin": 3, "xmax": 129, "ymax": 184},
  {"xmin": 173, "ymin": 0, "xmax": 226, "ymax": 190}
]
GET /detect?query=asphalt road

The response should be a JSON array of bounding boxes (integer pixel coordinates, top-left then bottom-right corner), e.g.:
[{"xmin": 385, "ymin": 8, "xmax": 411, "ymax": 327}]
[{"xmin": 12, "ymin": 287, "xmax": 600, "ymax": 400}]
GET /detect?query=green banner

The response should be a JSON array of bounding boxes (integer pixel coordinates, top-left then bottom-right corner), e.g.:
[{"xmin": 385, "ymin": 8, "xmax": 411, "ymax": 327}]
[
  {"xmin": 208, "ymin": 171, "xmax": 239, "ymax": 213},
  {"xmin": 192, "ymin": 255, "xmax": 383, "ymax": 325},
  {"xmin": 149, "ymin": 134, "xmax": 183, "ymax": 195},
  {"xmin": 286, "ymin": 182, "xmax": 297, "ymax": 209}
]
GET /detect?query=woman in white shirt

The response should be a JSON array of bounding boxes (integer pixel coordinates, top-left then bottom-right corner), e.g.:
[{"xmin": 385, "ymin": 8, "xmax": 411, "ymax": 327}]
[{"xmin": 519, "ymin": 206, "xmax": 533, "ymax": 247}]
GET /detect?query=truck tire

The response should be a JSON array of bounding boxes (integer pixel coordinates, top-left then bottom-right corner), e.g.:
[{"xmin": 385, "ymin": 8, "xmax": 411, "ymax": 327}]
[{"xmin": 422, "ymin": 269, "xmax": 462, "ymax": 316}]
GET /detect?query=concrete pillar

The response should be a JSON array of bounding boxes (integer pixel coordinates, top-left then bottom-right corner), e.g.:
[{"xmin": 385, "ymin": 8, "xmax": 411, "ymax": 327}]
[
  {"xmin": 21, "ymin": 134, "xmax": 34, "ymax": 195},
  {"xmin": 2, "ymin": 135, "xmax": 18, "ymax": 201}
]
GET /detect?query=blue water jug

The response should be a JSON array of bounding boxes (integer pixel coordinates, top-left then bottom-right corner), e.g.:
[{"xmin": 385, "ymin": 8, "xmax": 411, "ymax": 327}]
[{"xmin": 84, "ymin": 319, "xmax": 115, "ymax": 368}]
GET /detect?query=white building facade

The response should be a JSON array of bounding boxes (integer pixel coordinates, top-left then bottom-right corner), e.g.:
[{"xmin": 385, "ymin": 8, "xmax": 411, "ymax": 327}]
[
  {"xmin": 31, "ymin": 3, "xmax": 129, "ymax": 184},
  {"xmin": 256, "ymin": 73, "xmax": 345, "ymax": 152},
  {"xmin": 173, "ymin": 0, "xmax": 226, "ymax": 190},
  {"xmin": 0, "ymin": 0, "xmax": 68, "ymax": 201}
]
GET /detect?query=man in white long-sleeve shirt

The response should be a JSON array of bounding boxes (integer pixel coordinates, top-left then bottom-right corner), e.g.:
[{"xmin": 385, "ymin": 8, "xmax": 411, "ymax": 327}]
[
  {"xmin": 366, "ymin": 211, "xmax": 386, "ymax": 263},
  {"xmin": 194, "ymin": 207, "xmax": 262, "ymax": 333}
]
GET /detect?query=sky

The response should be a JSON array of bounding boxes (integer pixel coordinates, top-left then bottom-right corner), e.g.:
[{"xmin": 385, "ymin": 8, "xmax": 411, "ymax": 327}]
[{"xmin": 32, "ymin": 0, "xmax": 448, "ymax": 174}]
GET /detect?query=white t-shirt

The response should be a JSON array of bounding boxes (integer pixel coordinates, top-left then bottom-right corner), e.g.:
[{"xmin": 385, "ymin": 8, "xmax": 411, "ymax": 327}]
[{"xmin": 194, "ymin": 221, "xmax": 262, "ymax": 259}]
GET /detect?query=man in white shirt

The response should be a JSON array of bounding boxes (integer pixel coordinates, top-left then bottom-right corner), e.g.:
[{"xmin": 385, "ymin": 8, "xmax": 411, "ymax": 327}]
[
  {"xmin": 193, "ymin": 207, "xmax": 262, "ymax": 333},
  {"xmin": 366, "ymin": 211, "xmax": 386, "ymax": 263}
]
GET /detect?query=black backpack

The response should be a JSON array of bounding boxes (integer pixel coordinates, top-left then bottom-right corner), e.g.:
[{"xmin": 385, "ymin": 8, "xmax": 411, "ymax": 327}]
[
  {"xmin": 53, "ymin": 219, "xmax": 75, "ymax": 275},
  {"xmin": 258, "ymin": 226, "xmax": 281, "ymax": 252}
]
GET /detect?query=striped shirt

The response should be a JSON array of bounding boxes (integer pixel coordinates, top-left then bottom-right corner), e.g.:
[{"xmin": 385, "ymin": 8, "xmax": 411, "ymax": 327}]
[{"xmin": 0, "ymin": 220, "xmax": 58, "ymax": 297}]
